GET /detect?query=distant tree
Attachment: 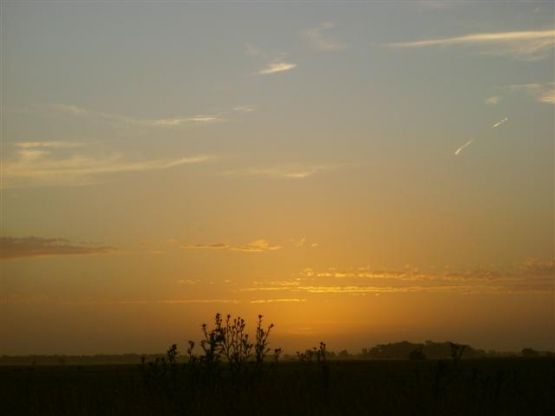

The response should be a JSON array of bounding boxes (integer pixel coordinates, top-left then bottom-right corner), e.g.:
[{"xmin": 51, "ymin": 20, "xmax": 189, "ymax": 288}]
[
  {"xmin": 409, "ymin": 348, "xmax": 426, "ymax": 360},
  {"xmin": 362, "ymin": 341, "xmax": 484, "ymax": 360},
  {"xmin": 521, "ymin": 348, "xmax": 539, "ymax": 358},
  {"xmin": 449, "ymin": 342, "xmax": 467, "ymax": 363},
  {"xmin": 338, "ymin": 350, "xmax": 350, "ymax": 359}
]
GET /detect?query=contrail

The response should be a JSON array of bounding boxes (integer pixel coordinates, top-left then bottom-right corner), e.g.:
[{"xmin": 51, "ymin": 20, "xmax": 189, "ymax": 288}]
[
  {"xmin": 454, "ymin": 117, "xmax": 510, "ymax": 157},
  {"xmin": 492, "ymin": 117, "xmax": 508, "ymax": 128},
  {"xmin": 454, "ymin": 139, "xmax": 474, "ymax": 156}
]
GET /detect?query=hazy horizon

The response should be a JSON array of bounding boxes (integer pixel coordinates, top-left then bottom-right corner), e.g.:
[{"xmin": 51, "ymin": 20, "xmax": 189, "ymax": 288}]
[{"xmin": 1, "ymin": 1, "xmax": 553, "ymax": 355}]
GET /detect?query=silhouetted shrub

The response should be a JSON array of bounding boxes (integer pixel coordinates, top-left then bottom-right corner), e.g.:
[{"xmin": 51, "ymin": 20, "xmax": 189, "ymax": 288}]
[
  {"xmin": 255, "ymin": 314, "xmax": 274, "ymax": 366},
  {"xmin": 182, "ymin": 313, "xmax": 277, "ymax": 375}
]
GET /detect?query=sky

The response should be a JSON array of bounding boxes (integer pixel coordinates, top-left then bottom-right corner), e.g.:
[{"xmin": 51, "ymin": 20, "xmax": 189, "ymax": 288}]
[{"xmin": 1, "ymin": 1, "xmax": 553, "ymax": 355}]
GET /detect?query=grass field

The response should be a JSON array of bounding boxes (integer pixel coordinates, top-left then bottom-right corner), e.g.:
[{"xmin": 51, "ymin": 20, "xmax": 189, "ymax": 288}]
[{"xmin": 1, "ymin": 358, "xmax": 553, "ymax": 415}]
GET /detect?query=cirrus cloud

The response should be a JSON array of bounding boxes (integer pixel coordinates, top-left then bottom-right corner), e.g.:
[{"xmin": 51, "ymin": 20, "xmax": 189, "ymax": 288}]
[
  {"xmin": 51, "ymin": 104, "xmax": 228, "ymax": 127},
  {"xmin": 3, "ymin": 141, "xmax": 217, "ymax": 188},
  {"xmin": 182, "ymin": 239, "xmax": 282, "ymax": 253},
  {"xmin": 223, "ymin": 163, "xmax": 342, "ymax": 179},
  {"xmin": 387, "ymin": 29, "xmax": 555, "ymax": 60}
]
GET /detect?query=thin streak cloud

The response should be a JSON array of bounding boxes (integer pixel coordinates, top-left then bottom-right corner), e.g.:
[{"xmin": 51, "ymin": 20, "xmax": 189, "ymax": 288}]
[
  {"xmin": 250, "ymin": 298, "xmax": 307, "ymax": 304},
  {"xmin": 6, "ymin": 153, "xmax": 214, "ymax": 179},
  {"xmin": 258, "ymin": 62, "xmax": 297, "ymax": 75},
  {"xmin": 233, "ymin": 105, "xmax": 256, "ymax": 113},
  {"xmin": 387, "ymin": 29, "xmax": 555, "ymax": 59},
  {"xmin": 454, "ymin": 139, "xmax": 474, "ymax": 156},
  {"xmin": 51, "ymin": 104, "xmax": 230, "ymax": 127},
  {"xmin": 111, "ymin": 299, "xmax": 240, "ymax": 305},
  {"xmin": 3, "ymin": 142, "xmax": 216, "ymax": 188},
  {"xmin": 389, "ymin": 30, "xmax": 555, "ymax": 47},
  {"xmin": 0, "ymin": 296, "xmax": 242, "ymax": 306},
  {"xmin": 492, "ymin": 117, "xmax": 508, "ymax": 128},
  {"xmin": 539, "ymin": 90, "xmax": 555, "ymax": 104},
  {"xmin": 14, "ymin": 141, "xmax": 84, "ymax": 149},
  {"xmin": 454, "ymin": 117, "xmax": 508, "ymax": 156},
  {"xmin": 224, "ymin": 164, "xmax": 340, "ymax": 179},
  {"xmin": 182, "ymin": 239, "xmax": 282, "ymax": 253}
]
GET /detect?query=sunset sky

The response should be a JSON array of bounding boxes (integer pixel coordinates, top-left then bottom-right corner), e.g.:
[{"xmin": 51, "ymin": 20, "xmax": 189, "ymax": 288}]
[{"xmin": 1, "ymin": 1, "xmax": 553, "ymax": 355}]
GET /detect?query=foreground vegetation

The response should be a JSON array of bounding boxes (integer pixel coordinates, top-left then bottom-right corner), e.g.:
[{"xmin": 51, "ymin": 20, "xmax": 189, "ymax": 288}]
[
  {"xmin": 2, "ymin": 358, "xmax": 554, "ymax": 415},
  {"xmin": 2, "ymin": 315, "xmax": 553, "ymax": 415}
]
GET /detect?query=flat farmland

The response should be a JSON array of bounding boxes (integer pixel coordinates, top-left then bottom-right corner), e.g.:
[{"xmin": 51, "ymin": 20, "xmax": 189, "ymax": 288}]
[{"xmin": 1, "ymin": 358, "xmax": 553, "ymax": 415}]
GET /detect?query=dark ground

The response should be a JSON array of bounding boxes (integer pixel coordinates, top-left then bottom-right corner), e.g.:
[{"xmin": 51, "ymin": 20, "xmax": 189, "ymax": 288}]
[{"xmin": 1, "ymin": 358, "xmax": 553, "ymax": 415}]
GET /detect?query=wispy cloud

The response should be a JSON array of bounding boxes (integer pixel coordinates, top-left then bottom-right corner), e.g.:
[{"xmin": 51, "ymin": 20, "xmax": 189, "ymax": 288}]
[
  {"xmin": 3, "ymin": 141, "xmax": 216, "ymax": 188},
  {"xmin": 302, "ymin": 22, "xmax": 345, "ymax": 51},
  {"xmin": 242, "ymin": 262, "xmax": 554, "ymax": 296},
  {"xmin": 224, "ymin": 164, "xmax": 338, "ymax": 179},
  {"xmin": 454, "ymin": 139, "xmax": 474, "ymax": 156},
  {"xmin": 387, "ymin": 29, "xmax": 555, "ymax": 60},
  {"xmin": 14, "ymin": 141, "xmax": 84, "ymax": 149},
  {"xmin": 492, "ymin": 117, "xmax": 508, "ymax": 128},
  {"xmin": 291, "ymin": 237, "xmax": 307, "ymax": 248},
  {"xmin": 417, "ymin": 0, "xmax": 455, "ymax": 9},
  {"xmin": 146, "ymin": 115, "xmax": 223, "ymax": 126},
  {"xmin": 0, "ymin": 236, "xmax": 112, "ymax": 260},
  {"xmin": 176, "ymin": 279, "xmax": 199, "ymax": 285},
  {"xmin": 503, "ymin": 83, "xmax": 555, "ymax": 104},
  {"xmin": 290, "ymin": 237, "xmax": 318, "ymax": 248},
  {"xmin": 245, "ymin": 43, "xmax": 264, "ymax": 57},
  {"xmin": 485, "ymin": 96, "xmax": 500, "ymax": 105},
  {"xmin": 519, "ymin": 258, "xmax": 554, "ymax": 275},
  {"xmin": 50, "ymin": 104, "xmax": 234, "ymax": 127},
  {"xmin": 244, "ymin": 42, "xmax": 297, "ymax": 75},
  {"xmin": 258, "ymin": 62, "xmax": 297, "ymax": 75},
  {"xmin": 233, "ymin": 105, "xmax": 256, "ymax": 113},
  {"xmin": 110, "ymin": 299, "xmax": 240, "ymax": 305},
  {"xmin": 1, "ymin": 296, "xmax": 243, "ymax": 306},
  {"xmin": 250, "ymin": 298, "xmax": 307, "ymax": 304},
  {"xmin": 540, "ymin": 90, "xmax": 555, "ymax": 104},
  {"xmin": 182, "ymin": 239, "xmax": 282, "ymax": 253}
]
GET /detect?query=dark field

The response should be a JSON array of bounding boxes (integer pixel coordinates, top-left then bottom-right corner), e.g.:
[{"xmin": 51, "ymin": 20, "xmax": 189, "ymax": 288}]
[{"xmin": 1, "ymin": 358, "xmax": 554, "ymax": 416}]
